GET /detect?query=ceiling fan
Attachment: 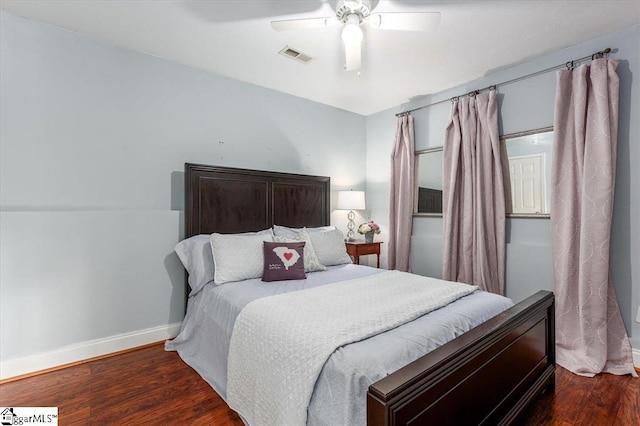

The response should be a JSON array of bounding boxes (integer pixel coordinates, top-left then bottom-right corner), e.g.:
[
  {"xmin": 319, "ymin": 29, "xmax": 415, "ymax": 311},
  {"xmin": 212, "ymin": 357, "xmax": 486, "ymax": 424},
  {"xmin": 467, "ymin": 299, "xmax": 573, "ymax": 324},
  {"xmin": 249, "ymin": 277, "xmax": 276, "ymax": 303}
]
[{"xmin": 271, "ymin": 0, "xmax": 440, "ymax": 72}]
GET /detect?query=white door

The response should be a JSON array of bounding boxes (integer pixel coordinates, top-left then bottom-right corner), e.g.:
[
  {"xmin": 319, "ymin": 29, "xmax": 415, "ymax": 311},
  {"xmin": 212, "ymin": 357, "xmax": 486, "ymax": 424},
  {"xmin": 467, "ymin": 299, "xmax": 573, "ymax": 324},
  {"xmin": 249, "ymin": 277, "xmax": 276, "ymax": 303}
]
[{"xmin": 509, "ymin": 154, "xmax": 544, "ymax": 214}]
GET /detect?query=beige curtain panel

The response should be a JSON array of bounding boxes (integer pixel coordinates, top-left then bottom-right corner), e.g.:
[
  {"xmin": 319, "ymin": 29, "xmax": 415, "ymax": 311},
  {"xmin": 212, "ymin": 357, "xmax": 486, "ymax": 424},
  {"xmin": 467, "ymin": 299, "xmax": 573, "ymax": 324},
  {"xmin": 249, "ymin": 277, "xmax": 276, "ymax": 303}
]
[
  {"xmin": 551, "ymin": 58, "xmax": 636, "ymax": 377},
  {"xmin": 442, "ymin": 90, "xmax": 505, "ymax": 294},
  {"xmin": 442, "ymin": 90, "xmax": 506, "ymax": 295},
  {"xmin": 388, "ymin": 114, "xmax": 415, "ymax": 272}
]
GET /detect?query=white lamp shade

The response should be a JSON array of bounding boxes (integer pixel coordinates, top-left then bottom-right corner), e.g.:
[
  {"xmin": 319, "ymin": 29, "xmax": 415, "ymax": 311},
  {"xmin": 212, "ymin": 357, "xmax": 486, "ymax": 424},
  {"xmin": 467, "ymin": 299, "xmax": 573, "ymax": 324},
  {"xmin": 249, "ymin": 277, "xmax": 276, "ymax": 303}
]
[{"xmin": 337, "ymin": 190, "xmax": 366, "ymax": 210}]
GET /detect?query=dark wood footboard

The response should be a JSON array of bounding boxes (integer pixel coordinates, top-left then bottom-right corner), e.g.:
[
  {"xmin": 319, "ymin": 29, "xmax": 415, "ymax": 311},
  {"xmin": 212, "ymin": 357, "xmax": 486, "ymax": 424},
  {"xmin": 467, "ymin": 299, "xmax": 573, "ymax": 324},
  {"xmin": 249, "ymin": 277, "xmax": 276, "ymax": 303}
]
[{"xmin": 368, "ymin": 290, "xmax": 555, "ymax": 426}]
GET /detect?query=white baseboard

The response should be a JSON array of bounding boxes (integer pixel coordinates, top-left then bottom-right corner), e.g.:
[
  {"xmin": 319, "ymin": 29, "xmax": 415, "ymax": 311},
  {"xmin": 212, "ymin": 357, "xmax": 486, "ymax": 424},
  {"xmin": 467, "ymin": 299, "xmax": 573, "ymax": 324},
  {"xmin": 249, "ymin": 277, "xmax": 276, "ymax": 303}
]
[
  {"xmin": 2, "ymin": 325, "xmax": 636, "ymax": 380},
  {"xmin": 0, "ymin": 322, "xmax": 182, "ymax": 381}
]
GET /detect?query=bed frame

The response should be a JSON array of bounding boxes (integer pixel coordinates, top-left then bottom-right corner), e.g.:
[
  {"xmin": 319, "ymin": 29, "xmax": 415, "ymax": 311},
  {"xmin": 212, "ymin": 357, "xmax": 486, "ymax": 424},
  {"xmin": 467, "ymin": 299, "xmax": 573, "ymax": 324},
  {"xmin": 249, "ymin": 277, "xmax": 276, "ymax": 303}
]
[{"xmin": 184, "ymin": 163, "xmax": 555, "ymax": 425}]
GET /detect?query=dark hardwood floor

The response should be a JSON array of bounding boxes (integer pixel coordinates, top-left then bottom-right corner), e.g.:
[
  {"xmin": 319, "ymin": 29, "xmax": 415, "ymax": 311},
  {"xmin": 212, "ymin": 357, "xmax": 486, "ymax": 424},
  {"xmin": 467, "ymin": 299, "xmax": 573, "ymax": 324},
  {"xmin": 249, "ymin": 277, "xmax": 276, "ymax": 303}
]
[
  {"xmin": 0, "ymin": 343, "xmax": 637, "ymax": 425},
  {"xmin": 0, "ymin": 344, "xmax": 243, "ymax": 425}
]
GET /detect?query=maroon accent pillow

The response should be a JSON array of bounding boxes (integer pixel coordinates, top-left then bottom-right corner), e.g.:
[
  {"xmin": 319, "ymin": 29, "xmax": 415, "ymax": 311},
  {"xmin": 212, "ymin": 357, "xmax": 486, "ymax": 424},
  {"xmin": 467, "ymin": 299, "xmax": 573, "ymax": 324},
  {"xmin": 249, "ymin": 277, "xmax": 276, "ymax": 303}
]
[{"xmin": 262, "ymin": 242, "xmax": 306, "ymax": 282}]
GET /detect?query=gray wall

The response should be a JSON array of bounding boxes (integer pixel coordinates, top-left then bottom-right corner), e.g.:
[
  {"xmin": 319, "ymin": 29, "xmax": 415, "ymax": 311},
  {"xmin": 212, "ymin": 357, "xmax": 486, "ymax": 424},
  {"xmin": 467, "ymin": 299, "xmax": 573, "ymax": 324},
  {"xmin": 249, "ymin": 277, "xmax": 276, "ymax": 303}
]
[
  {"xmin": 366, "ymin": 25, "xmax": 640, "ymax": 350},
  {"xmin": 0, "ymin": 12, "xmax": 366, "ymax": 362}
]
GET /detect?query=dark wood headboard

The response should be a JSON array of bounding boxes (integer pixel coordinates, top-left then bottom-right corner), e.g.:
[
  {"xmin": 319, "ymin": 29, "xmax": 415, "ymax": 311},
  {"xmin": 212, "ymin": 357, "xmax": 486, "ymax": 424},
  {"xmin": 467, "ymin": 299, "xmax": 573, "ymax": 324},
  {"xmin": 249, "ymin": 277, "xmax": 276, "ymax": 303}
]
[{"xmin": 184, "ymin": 163, "xmax": 331, "ymax": 237}]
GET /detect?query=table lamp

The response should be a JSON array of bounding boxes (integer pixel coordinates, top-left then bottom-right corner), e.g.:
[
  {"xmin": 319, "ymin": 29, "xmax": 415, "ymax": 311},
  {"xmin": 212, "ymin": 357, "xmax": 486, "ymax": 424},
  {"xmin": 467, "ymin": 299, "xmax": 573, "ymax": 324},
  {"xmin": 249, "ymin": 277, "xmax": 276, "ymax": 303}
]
[{"xmin": 337, "ymin": 190, "xmax": 366, "ymax": 241}]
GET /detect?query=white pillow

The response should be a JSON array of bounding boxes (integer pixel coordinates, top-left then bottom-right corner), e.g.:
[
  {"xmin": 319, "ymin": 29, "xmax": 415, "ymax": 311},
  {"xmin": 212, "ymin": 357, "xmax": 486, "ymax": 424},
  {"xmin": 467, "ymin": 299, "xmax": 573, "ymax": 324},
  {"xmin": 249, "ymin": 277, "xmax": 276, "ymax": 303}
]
[
  {"xmin": 210, "ymin": 232, "xmax": 274, "ymax": 285},
  {"xmin": 174, "ymin": 234, "xmax": 214, "ymax": 295},
  {"xmin": 273, "ymin": 224, "xmax": 336, "ymax": 239},
  {"xmin": 306, "ymin": 228, "xmax": 352, "ymax": 267},
  {"xmin": 175, "ymin": 229, "xmax": 273, "ymax": 293},
  {"xmin": 273, "ymin": 230, "xmax": 327, "ymax": 273}
]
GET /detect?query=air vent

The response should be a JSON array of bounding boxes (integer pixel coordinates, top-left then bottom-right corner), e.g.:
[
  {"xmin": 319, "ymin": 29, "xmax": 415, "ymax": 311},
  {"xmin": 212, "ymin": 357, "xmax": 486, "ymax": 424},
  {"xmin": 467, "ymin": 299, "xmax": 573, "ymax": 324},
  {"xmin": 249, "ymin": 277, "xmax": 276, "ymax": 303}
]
[{"xmin": 278, "ymin": 46, "xmax": 313, "ymax": 64}]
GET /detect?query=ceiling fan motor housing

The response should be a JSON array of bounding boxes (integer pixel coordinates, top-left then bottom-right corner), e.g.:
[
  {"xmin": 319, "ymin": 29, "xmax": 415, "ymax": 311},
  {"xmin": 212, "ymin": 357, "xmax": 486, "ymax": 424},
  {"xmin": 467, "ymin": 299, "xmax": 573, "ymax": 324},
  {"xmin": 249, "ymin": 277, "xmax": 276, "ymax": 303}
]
[{"xmin": 336, "ymin": 0, "xmax": 372, "ymax": 23}]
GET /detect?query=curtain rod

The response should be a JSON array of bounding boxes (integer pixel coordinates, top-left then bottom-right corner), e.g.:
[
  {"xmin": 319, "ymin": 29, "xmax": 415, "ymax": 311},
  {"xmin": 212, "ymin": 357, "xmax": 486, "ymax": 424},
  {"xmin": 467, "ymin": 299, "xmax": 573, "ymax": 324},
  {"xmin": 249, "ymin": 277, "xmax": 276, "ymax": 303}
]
[{"xmin": 395, "ymin": 47, "xmax": 612, "ymax": 117}]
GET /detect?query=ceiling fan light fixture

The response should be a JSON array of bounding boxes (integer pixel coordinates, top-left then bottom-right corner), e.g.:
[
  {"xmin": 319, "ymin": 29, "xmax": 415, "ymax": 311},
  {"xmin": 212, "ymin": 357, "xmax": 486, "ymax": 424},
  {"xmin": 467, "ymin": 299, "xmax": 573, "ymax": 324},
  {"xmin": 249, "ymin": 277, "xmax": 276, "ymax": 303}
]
[
  {"xmin": 341, "ymin": 14, "xmax": 363, "ymax": 44},
  {"xmin": 343, "ymin": 39, "xmax": 362, "ymax": 71},
  {"xmin": 341, "ymin": 14, "xmax": 362, "ymax": 71}
]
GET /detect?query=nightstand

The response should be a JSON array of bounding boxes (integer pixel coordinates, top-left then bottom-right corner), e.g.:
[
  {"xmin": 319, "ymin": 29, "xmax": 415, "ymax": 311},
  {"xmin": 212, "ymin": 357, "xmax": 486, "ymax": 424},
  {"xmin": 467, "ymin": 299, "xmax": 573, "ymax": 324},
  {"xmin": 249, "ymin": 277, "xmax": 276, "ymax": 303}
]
[{"xmin": 345, "ymin": 241, "xmax": 382, "ymax": 268}]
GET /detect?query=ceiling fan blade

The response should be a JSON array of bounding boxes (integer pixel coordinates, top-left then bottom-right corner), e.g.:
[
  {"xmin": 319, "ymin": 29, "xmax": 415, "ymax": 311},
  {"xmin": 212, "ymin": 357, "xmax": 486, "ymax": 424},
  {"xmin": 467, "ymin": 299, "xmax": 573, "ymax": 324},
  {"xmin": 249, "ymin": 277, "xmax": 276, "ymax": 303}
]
[
  {"xmin": 368, "ymin": 12, "xmax": 440, "ymax": 31},
  {"xmin": 271, "ymin": 17, "xmax": 339, "ymax": 31}
]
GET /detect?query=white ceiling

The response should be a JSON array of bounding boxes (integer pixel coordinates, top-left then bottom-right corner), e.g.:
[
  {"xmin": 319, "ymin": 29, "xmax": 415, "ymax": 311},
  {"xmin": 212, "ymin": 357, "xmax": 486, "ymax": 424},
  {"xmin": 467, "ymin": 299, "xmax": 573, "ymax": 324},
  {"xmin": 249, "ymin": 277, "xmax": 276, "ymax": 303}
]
[{"xmin": 2, "ymin": 1, "xmax": 639, "ymax": 116}]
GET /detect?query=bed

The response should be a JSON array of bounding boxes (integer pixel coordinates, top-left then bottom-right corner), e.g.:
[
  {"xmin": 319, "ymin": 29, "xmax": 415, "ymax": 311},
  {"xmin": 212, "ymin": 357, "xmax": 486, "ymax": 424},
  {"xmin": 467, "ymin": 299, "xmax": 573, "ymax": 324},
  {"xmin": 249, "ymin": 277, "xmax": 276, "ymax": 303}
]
[{"xmin": 167, "ymin": 163, "xmax": 555, "ymax": 425}]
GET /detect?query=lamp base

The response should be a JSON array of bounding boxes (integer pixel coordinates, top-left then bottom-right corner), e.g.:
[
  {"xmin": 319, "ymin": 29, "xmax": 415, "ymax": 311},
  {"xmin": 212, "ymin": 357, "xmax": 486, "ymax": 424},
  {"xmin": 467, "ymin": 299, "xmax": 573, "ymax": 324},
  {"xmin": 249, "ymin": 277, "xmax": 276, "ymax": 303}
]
[{"xmin": 346, "ymin": 210, "xmax": 356, "ymax": 240}]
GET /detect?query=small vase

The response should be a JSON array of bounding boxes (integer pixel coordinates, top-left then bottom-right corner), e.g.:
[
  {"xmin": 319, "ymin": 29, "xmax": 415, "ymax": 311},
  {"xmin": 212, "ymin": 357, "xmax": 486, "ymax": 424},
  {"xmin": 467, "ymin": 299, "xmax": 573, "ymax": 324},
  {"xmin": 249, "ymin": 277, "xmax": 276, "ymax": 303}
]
[{"xmin": 365, "ymin": 232, "xmax": 374, "ymax": 243}]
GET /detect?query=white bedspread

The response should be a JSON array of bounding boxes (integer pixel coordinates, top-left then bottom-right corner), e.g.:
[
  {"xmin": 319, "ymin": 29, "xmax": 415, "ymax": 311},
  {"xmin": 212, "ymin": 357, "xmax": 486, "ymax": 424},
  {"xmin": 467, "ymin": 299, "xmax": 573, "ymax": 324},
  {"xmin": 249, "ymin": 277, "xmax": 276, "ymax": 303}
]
[{"xmin": 226, "ymin": 270, "xmax": 478, "ymax": 426}]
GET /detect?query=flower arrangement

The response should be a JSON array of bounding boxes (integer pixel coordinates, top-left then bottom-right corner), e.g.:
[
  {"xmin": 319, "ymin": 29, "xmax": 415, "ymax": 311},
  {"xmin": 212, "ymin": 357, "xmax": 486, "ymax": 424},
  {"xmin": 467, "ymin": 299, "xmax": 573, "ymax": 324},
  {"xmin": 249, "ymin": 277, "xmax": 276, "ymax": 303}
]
[{"xmin": 358, "ymin": 221, "xmax": 381, "ymax": 235}]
